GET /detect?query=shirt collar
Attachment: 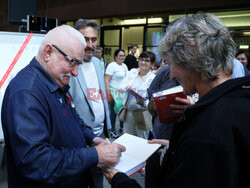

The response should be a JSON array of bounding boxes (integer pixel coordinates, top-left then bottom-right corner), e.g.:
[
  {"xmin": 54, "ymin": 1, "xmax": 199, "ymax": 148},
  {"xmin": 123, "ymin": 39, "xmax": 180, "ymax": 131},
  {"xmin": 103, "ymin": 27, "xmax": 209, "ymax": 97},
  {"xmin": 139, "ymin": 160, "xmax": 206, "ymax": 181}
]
[{"xmin": 137, "ymin": 68, "xmax": 153, "ymax": 80}]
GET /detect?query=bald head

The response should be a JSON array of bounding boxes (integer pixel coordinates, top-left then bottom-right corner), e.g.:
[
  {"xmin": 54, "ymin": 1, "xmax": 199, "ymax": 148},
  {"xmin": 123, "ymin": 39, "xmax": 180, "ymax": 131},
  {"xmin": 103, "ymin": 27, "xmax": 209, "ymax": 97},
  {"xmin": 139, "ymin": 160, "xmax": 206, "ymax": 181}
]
[
  {"xmin": 36, "ymin": 25, "xmax": 86, "ymax": 87},
  {"xmin": 37, "ymin": 25, "xmax": 86, "ymax": 60}
]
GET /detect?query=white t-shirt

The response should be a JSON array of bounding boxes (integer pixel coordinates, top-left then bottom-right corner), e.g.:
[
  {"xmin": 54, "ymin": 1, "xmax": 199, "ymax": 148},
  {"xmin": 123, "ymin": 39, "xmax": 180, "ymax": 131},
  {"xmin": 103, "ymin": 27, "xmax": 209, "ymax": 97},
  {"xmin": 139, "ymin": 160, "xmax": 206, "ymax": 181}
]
[
  {"xmin": 120, "ymin": 68, "xmax": 155, "ymax": 111},
  {"xmin": 81, "ymin": 61, "xmax": 105, "ymax": 136},
  {"xmin": 105, "ymin": 62, "xmax": 128, "ymax": 89}
]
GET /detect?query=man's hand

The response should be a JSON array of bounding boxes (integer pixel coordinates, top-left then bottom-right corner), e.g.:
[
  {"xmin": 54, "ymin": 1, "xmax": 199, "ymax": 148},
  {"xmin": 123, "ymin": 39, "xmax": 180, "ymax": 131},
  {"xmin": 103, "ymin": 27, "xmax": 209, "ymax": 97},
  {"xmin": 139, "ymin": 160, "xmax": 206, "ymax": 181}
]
[
  {"xmin": 148, "ymin": 139, "xmax": 169, "ymax": 146},
  {"xmin": 170, "ymin": 96, "xmax": 195, "ymax": 114},
  {"xmin": 107, "ymin": 92, "xmax": 114, "ymax": 104},
  {"xmin": 92, "ymin": 137, "xmax": 106, "ymax": 146},
  {"xmin": 125, "ymin": 85, "xmax": 133, "ymax": 90},
  {"xmin": 96, "ymin": 142, "xmax": 126, "ymax": 166},
  {"xmin": 100, "ymin": 166, "xmax": 119, "ymax": 184},
  {"xmin": 136, "ymin": 98, "xmax": 146, "ymax": 107},
  {"xmin": 148, "ymin": 139, "xmax": 169, "ymax": 155}
]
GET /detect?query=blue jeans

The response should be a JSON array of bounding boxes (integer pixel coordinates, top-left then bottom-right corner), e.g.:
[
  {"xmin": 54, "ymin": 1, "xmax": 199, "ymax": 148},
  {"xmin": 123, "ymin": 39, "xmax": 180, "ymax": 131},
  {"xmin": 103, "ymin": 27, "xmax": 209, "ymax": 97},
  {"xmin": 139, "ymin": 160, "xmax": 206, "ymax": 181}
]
[{"xmin": 109, "ymin": 103, "xmax": 123, "ymax": 132}]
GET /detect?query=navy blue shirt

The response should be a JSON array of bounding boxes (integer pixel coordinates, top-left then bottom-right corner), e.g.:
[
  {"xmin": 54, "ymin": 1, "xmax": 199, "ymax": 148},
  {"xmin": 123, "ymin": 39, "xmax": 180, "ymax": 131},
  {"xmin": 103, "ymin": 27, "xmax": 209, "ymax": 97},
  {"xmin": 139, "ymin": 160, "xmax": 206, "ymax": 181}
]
[{"xmin": 1, "ymin": 57, "xmax": 98, "ymax": 187}]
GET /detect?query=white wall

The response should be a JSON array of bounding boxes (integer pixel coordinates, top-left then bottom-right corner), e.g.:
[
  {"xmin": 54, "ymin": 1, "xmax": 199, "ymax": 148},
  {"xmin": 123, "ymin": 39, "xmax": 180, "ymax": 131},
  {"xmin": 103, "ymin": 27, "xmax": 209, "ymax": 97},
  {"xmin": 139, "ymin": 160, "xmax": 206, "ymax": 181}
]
[{"xmin": 0, "ymin": 31, "xmax": 45, "ymax": 140}]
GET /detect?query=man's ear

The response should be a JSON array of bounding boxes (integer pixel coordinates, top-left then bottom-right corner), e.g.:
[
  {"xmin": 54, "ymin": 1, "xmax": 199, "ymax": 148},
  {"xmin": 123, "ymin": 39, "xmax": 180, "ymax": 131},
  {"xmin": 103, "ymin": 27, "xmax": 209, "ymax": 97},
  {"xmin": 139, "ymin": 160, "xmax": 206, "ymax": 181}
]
[{"xmin": 43, "ymin": 44, "xmax": 53, "ymax": 62}]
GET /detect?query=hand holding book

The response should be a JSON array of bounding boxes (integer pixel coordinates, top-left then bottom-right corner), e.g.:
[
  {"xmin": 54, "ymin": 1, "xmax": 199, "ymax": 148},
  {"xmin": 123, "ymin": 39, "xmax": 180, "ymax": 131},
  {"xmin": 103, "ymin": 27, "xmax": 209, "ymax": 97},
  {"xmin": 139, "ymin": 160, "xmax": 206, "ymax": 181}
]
[
  {"xmin": 101, "ymin": 133, "xmax": 161, "ymax": 176},
  {"xmin": 153, "ymin": 85, "xmax": 187, "ymax": 123},
  {"xmin": 126, "ymin": 88, "xmax": 148, "ymax": 109},
  {"xmin": 101, "ymin": 166, "xmax": 119, "ymax": 184},
  {"xmin": 170, "ymin": 95, "xmax": 196, "ymax": 114},
  {"xmin": 153, "ymin": 86, "xmax": 196, "ymax": 123}
]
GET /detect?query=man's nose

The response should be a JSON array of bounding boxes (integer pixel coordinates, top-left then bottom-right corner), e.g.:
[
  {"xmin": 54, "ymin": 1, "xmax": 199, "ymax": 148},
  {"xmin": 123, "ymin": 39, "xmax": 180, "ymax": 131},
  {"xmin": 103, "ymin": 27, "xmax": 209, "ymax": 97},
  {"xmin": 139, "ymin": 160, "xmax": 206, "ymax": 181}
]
[
  {"xmin": 87, "ymin": 41, "xmax": 94, "ymax": 49},
  {"xmin": 71, "ymin": 65, "xmax": 79, "ymax": 77}
]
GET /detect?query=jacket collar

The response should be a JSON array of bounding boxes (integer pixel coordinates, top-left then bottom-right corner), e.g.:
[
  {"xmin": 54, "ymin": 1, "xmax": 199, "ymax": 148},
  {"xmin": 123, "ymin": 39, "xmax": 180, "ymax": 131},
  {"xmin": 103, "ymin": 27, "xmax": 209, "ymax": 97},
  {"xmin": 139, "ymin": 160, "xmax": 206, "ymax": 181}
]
[{"xmin": 185, "ymin": 76, "xmax": 250, "ymax": 119}]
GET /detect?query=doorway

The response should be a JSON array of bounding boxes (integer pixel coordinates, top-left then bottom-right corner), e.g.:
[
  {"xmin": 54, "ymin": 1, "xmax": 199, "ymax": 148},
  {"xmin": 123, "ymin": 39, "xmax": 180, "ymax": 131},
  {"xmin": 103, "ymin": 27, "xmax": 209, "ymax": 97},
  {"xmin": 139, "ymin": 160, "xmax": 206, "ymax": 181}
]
[
  {"xmin": 100, "ymin": 27, "xmax": 121, "ymax": 64},
  {"xmin": 101, "ymin": 25, "xmax": 144, "ymax": 63},
  {"xmin": 100, "ymin": 24, "xmax": 166, "ymax": 64}
]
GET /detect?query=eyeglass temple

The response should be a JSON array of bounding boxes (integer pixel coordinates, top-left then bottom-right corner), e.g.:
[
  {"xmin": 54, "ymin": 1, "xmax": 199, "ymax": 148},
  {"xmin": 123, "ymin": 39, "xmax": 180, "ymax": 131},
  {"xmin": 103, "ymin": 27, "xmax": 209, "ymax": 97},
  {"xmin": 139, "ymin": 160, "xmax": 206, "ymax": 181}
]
[
  {"xmin": 52, "ymin": 44, "xmax": 82, "ymax": 65},
  {"xmin": 52, "ymin": 44, "xmax": 68, "ymax": 57}
]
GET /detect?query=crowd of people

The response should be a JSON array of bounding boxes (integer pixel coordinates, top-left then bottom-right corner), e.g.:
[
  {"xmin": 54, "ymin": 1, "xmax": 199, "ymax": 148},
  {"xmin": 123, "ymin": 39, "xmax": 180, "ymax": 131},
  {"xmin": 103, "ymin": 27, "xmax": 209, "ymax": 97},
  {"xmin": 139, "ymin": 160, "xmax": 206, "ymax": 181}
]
[{"xmin": 1, "ymin": 12, "xmax": 250, "ymax": 188}]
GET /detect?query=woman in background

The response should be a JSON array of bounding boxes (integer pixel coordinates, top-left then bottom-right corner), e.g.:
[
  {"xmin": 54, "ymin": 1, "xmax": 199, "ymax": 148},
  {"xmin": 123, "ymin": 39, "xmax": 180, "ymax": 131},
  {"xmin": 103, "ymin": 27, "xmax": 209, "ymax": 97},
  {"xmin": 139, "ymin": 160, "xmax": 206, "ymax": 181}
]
[
  {"xmin": 119, "ymin": 51, "xmax": 156, "ymax": 139},
  {"xmin": 105, "ymin": 49, "xmax": 128, "ymax": 138}
]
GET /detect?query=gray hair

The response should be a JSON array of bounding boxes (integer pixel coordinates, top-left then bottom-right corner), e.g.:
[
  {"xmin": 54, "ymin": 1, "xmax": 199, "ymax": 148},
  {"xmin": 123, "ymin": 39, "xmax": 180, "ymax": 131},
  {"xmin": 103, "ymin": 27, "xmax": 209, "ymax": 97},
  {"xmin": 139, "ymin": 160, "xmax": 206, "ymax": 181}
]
[
  {"xmin": 74, "ymin": 19, "xmax": 100, "ymax": 33},
  {"xmin": 159, "ymin": 13, "xmax": 236, "ymax": 80},
  {"xmin": 96, "ymin": 47, "xmax": 103, "ymax": 52}
]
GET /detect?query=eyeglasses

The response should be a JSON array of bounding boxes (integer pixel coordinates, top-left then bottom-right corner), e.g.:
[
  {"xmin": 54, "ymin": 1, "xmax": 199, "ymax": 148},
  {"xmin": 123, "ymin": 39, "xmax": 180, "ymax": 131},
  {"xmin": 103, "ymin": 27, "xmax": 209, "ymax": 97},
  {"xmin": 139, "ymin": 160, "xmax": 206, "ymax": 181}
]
[
  {"xmin": 139, "ymin": 58, "xmax": 151, "ymax": 63},
  {"xmin": 118, "ymin": 54, "xmax": 126, "ymax": 57},
  {"xmin": 52, "ymin": 44, "xmax": 82, "ymax": 67}
]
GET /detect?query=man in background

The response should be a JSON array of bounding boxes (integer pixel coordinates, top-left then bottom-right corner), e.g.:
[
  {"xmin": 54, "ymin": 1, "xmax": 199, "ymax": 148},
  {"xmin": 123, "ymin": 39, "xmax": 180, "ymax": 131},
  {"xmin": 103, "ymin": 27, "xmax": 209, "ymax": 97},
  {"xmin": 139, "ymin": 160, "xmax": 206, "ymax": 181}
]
[
  {"xmin": 124, "ymin": 44, "xmax": 138, "ymax": 70},
  {"xmin": 94, "ymin": 46, "xmax": 107, "ymax": 74},
  {"xmin": 69, "ymin": 19, "xmax": 112, "ymax": 188}
]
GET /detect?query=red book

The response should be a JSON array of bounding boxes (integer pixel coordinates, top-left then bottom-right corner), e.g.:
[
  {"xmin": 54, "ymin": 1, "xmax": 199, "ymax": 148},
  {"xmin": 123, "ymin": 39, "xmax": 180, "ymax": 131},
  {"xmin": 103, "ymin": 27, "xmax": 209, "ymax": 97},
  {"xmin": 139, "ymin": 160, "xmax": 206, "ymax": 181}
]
[{"xmin": 153, "ymin": 85, "xmax": 187, "ymax": 123}]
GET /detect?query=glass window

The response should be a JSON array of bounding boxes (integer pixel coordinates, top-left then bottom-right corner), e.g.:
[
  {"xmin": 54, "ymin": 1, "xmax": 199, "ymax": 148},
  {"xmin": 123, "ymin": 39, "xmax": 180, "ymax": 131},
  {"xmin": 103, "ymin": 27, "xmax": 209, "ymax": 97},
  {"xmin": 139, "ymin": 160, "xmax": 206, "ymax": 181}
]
[
  {"xmin": 146, "ymin": 27, "xmax": 165, "ymax": 47},
  {"xmin": 104, "ymin": 30, "xmax": 120, "ymax": 45},
  {"xmin": 104, "ymin": 47, "xmax": 118, "ymax": 64}
]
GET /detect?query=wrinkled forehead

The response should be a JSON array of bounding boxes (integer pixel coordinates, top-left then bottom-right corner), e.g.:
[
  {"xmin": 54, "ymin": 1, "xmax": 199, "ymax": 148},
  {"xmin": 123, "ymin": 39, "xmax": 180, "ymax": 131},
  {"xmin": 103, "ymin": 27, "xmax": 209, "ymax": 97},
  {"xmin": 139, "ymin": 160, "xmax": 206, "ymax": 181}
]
[{"xmin": 79, "ymin": 26, "xmax": 98, "ymax": 37}]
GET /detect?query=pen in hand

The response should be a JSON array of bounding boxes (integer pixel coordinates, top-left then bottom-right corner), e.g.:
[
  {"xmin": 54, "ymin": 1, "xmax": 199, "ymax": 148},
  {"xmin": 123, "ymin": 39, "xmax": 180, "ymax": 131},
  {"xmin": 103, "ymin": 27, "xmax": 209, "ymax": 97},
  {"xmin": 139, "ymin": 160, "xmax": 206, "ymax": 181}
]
[
  {"xmin": 105, "ymin": 138, "xmax": 111, "ymax": 143},
  {"xmin": 148, "ymin": 130, "xmax": 157, "ymax": 140}
]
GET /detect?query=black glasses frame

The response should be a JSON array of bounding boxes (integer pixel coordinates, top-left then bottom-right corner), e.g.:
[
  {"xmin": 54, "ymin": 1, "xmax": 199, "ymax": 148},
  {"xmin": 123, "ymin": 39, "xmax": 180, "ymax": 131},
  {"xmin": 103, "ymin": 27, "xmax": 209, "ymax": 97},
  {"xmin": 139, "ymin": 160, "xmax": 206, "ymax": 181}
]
[
  {"xmin": 139, "ymin": 58, "xmax": 151, "ymax": 63},
  {"xmin": 52, "ymin": 44, "xmax": 82, "ymax": 67}
]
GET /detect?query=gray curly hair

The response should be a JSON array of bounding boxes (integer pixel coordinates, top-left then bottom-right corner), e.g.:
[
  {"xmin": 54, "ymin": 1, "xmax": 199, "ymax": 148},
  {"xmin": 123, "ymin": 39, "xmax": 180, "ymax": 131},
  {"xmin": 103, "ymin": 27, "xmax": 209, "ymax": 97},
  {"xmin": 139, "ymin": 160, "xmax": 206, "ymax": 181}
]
[{"xmin": 158, "ymin": 13, "xmax": 236, "ymax": 80}]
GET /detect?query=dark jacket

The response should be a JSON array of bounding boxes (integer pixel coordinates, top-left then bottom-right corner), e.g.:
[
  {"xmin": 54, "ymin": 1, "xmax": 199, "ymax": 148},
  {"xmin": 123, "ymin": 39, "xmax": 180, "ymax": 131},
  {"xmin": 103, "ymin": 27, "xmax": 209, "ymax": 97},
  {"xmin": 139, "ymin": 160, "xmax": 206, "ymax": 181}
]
[
  {"xmin": 1, "ymin": 58, "xmax": 98, "ymax": 188},
  {"xmin": 159, "ymin": 76, "xmax": 250, "ymax": 188},
  {"xmin": 124, "ymin": 54, "xmax": 138, "ymax": 71},
  {"xmin": 111, "ymin": 76, "xmax": 250, "ymax": 188}
]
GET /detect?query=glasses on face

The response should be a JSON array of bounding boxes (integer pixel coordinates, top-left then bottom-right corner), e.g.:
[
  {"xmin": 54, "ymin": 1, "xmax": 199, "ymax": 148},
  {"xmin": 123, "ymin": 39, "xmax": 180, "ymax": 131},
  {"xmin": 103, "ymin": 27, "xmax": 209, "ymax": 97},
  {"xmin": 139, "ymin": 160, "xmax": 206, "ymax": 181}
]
[
  {"xmin": 139, "ymin": 58, "xmax": 151, "ymax": 63},
  {"xmin": 52, "ymin": 44, "xmax": 82, "ymax": 67},
  {"xmin": 118, "ymin": 54, "xmax": 126, "ymax": 57}
]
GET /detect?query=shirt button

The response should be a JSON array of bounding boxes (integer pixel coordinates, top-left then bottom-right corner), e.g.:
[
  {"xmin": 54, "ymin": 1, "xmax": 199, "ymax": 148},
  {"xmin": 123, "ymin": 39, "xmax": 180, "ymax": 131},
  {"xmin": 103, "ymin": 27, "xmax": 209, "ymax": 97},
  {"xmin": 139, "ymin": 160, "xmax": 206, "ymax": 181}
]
[{"xmin": 172, "ymin": 151, "xmax": 175, "ymax": 155}]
